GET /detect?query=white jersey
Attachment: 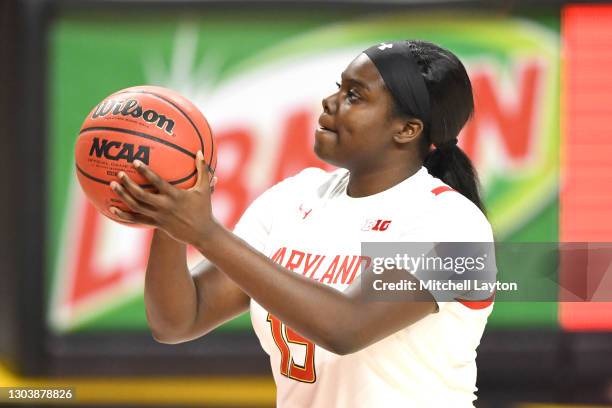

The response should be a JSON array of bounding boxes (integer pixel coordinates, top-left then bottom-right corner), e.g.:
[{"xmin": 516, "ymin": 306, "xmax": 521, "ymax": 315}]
[{"xmin": 233, "ymin": 167, "xmax": 494, "ymax": 408}]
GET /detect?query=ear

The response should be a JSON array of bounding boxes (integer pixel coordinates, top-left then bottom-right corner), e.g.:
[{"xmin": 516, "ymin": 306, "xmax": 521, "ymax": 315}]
[{"xmin": 393, "ymin": 118, "xmax": 424, "ymax": 145}]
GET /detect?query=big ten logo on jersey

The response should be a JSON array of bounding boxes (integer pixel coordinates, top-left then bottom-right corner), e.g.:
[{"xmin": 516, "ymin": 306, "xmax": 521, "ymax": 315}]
[{"xmin": 362, "ymin": 218, "xmax": 392, "ymax": 232}]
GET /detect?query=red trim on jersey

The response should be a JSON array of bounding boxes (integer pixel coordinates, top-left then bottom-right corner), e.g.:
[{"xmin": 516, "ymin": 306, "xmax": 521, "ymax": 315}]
[
  {"xmin": 431, "ymin": 186, "xmax": 456, "ymax": 196},
  {"xmin": 431, "ymin": 184, "xmax": 488, "ymax": 309},
  {"xmin": 455, "ymin": 292, "xmax": 496, "ymax": 310}
]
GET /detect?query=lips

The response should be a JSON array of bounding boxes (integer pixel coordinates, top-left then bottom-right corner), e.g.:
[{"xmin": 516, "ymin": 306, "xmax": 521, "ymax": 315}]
[
  {"xmin": 318, "ymin": 125, "xmax": 337, "ymax": 133},
  {"xmin": 317, "ymin": 116, "xmax": 337, "ymax": 133}
]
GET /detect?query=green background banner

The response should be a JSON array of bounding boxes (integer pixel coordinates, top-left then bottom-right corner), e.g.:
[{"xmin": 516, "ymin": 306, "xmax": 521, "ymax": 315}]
[{"xmin": 48, "ymin": 9, "xmax": 560, "ymax": 333}]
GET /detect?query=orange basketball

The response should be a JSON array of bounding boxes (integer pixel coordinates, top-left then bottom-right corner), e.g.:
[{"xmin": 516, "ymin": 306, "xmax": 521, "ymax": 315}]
[{"xmin": 74, "ymin": 85, "xmax": 217, "ymax": 225}]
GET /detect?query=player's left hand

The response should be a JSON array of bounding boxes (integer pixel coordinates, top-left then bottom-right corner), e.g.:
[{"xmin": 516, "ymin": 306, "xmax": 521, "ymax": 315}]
[{"xmin": 108, "ymin": 151, "xmax": 219, "ymax": 246}]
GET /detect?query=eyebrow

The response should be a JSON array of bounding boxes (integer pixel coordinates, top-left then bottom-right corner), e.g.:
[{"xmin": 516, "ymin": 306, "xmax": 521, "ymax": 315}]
[{"xmin": 340, "ymin": 73, "xmax": 370, "ymax": 92}]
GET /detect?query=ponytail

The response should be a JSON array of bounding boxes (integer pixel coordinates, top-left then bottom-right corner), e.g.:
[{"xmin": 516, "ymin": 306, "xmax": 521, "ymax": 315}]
[
  {"xmin": 402, "ymin": 40, "xmax": 485, "ymax": 213},
  {"xmin": 424, "ymin": 145, "xmax": 485, "ymax": 213}
]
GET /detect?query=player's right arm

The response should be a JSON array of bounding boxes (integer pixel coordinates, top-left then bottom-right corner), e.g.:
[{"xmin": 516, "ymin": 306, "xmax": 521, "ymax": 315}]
[
  {"xmin": 144, "ymin": 168, "xmax": 315, "ymax": 343},
  {"xmin": 144, "ymin": 229, "xmax": 250, "ymax": 344}
]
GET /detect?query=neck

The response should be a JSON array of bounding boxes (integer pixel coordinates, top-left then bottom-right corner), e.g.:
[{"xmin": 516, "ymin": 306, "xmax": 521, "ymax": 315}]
[{"xmin": 346, "ymin": 161, "xmax": 422, "ymax": 198}]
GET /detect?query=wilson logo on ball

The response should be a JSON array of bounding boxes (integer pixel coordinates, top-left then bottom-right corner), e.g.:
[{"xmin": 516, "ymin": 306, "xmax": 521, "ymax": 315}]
[
  {"xmin": 88, "ymin": 137, "xmax": 151, "ymax": 164},
  {"xmin": 91, "ymin": 98, "xmax": 175, "ymax": 135}
]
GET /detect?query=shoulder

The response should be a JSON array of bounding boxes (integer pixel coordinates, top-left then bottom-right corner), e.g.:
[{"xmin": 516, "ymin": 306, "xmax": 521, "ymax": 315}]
[
  {"xmin": 425, "ymin": 180, "xmax": 493, "ymax": 242},
  {"xmin": 431, "ymin": 185, "xmax": 487, "ymax": 225}
]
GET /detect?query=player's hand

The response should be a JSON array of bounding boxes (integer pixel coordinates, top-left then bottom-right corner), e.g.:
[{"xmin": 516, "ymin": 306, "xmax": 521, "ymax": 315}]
[{"xmin": 108, "ymin": 151, "xmax": 220, "ymax": 246}]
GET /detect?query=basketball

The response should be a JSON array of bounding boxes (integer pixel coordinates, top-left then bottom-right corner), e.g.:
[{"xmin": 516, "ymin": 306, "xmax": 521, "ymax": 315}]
[{"xmin": 74, "ymin": 85, "xmax": 217, "ymax": 225}]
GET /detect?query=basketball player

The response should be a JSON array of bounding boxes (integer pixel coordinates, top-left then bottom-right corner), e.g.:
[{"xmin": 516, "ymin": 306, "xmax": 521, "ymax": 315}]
[{"xmin": 109, "ymin": 40, "xmax": 495, "ymax": 407}]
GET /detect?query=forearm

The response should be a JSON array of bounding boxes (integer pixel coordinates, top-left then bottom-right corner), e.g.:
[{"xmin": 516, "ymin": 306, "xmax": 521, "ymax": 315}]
[
  {"xmin": 196, "ymin": 224, "xmax": 356, "ymax": 352},
  {"xmin": 145, "ymin": 229, "xmax": 198, "ymax": 340}
]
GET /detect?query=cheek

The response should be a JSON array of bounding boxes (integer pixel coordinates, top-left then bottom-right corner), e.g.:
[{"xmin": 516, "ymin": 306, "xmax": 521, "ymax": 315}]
[
  {"xmin": 338, "ymin": 105, "xmax": 386, "ymax": 142},
  {"xmin": 337, "ymin": 105, "xmax": 369, "ymax": 137}
]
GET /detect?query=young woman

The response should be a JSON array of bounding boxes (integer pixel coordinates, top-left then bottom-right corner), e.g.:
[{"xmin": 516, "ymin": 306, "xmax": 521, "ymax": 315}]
[{"xmin": 109, "ymin": 40, "xmax": 495, "ymax": 407}]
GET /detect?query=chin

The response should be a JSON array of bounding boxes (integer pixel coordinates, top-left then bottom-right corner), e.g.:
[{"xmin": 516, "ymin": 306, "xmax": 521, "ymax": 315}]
[
  {"xmin": 314, "ymin": 144, "xmax": 344, "ymax": 168},
  {"xmin": 314, "ymin": 143, "xmax": 332, "ymax": 165}
]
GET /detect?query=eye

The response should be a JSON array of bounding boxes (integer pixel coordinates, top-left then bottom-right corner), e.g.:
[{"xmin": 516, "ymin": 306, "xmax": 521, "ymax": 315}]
[
  {"xmin": 346, "ymin": 88, "xmax": 359, "ymax": 102},
  {"xmin": 335, "ymin": 81, "xmax": 360, "ymax": 102}
]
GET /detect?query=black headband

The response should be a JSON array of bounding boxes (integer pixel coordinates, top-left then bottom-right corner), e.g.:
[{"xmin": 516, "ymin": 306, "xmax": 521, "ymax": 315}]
[{"xmin": 364, "ymin": 41, "xmax": 431, "ymax": 124}]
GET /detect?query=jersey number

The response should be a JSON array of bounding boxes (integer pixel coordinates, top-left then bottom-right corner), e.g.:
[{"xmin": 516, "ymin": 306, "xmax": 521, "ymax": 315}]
[{"xmin": 267, "ymin": 313, "xmax": 316, "ymax": 383}]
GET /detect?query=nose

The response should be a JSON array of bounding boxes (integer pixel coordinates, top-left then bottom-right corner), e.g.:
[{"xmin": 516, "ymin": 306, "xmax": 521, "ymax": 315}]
[{"xmin": 321, "ymin": 92, "xmax": 336, "ymax": 115}]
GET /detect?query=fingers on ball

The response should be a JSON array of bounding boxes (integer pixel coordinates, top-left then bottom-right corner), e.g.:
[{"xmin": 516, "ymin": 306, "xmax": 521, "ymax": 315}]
[
  {"xmin": 110, "ymin": 206, "xmax": 155, "ymax": 226},
  {"xmin": 117, "ymin": 172, "xmax": 150, "ymax": 202},
  {"xmin": 133, "ymin": 160, "xmax": 174, "ymax": 195},
  {"xmin": 111, "ymin": 181, "xmax": 152, "ymax": 215}
]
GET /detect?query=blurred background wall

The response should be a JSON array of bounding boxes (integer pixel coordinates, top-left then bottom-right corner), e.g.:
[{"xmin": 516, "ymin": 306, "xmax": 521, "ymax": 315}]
[{"xmin": 1, "ymin": 0, "xmax": 21, "ymax": 373}]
